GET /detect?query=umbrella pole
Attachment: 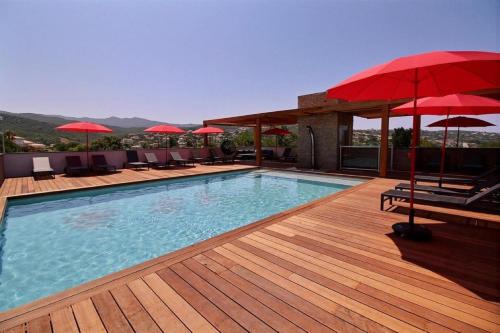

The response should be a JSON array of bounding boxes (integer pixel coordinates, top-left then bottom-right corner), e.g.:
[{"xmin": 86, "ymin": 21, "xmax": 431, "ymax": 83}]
[
  {"xmin": 392, "ymin": 68, "xmax": 431, "ymax": 241},
  {"xmin": 456, "ymin": 127, "xmax": 460, "ymax": 148},
  {"xmin": 438, "ymin": 111, "xmax": 450, "ymax": 187},
  {"xmin": 86, "ymin": 130, "xmax": 89, "ymax": 169},
  {"xmin": 408, "ymin": 78, "xmax": 418, "ymax": 227},
  {"xmin": 165, "ymin": 134, "xmax": 168, "ymax": 166}
]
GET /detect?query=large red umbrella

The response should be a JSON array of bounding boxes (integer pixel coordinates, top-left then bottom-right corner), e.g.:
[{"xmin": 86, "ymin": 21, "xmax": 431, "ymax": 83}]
[
  {"xmin": 262, "ymin": 128, "xmax": 291, "ymax": 155},
  {"xmin": 144, "ymin": 124, "xmax": 186, "ymax": 163},
  {"xmin": 327, "ymin": 50, "xmax": 500, "ymax": 241},
  {"xmin": 192, "ymin": 126, "xmax": 224, "ymax": 134},
  {"xmin": 393, "ymin": 94, "xmax": 499, "ymax": 187},
  {"xmin": 192, "ymin": 126, "xmax": 224, "ymax": 147},
  {"xmin": 428, "ymin": 116, "xmax": 495, "ymax": 148},
  {"xmin": 56, "ymin": 122, "xmax": 113, "ymax": 168}
]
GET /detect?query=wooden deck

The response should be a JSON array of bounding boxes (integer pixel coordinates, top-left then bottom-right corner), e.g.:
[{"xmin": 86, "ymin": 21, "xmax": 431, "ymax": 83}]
[{"xmin": 0, "ymin": 170, "xmax": 499, "ymax": 332}]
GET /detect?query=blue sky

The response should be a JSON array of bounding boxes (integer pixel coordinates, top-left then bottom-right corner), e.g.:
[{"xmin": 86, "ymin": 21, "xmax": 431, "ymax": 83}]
[{"xmin": 1, "ymin": 0, "xmax": 499, "ymax": 131}]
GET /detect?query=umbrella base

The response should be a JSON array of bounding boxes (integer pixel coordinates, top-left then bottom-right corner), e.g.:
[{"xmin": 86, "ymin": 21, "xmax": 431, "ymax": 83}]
[{"xmin": 392, "ymin": 223, "xmax": 432, "ymax": 241}]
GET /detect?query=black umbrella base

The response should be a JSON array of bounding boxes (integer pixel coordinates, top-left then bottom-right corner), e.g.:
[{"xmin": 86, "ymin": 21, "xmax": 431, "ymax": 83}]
[{"xmin": 392, "ymin": 223, "xmax": 432, "ymax": 241}]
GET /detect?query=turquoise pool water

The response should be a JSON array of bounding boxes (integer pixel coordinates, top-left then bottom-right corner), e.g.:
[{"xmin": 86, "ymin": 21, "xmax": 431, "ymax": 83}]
[{"xmin": 0, "ymin": 170, "xmax": 363, "ymax": 311}]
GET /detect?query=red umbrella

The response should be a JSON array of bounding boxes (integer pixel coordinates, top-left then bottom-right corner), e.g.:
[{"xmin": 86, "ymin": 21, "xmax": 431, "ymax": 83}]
[
  {"xmin": 262, "ymin": 128, "xmax": 291, "ymax": 153},
  {"xmin": 192, "ymin": 126, "xmax": 224, "ymax": 147},
  {"xmin": 428, "ymin": 116, "xmax": 495, "ymax": 148},
  {"xmin": 262, "ymin": 128, "xmax": 291, "ymax": 136},
  {"xmin": 393, "ymin": 94, "xmax": 499, "ymax": 187},
  {"xmin": 192, "ymin": 126, "xmax": 224, "ymax": 134},
  {"xmin": 327, "ymin": 50, "xmax": 500, "ymax": 241},
  {"xmin": 144, "ymin": 124, "xmax": 186, "ymax": 163},
  {"xmin": 56, "ymin": 122, "xmax": 113, "ymax": 168}
]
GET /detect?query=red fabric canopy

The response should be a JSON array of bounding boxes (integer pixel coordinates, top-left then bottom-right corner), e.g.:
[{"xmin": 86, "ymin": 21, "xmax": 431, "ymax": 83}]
[
  {"xmin": 144, "ymin": 124, "xmax": 186, "ymax": 134},
  {"xmin": 56, "ymin": 122, "xmax": 113, "ymax": 133},
  {"xmin": 262, "ymin": 128, "xmax": 291, "ymax": 136},
  {"xmin": 392, "ymin": 94, "xmax": 500, "ymax": 116},
  {"xmin": 192, "ymin": 126, "xmax": 224, "ymax": 134},
  {"xmin": 427, "ymin": 116, "xmax": 495, "ymax": 128},
  {"xmin": 327, "ymin": 51, "xmax": 500, "ymax": 101}
]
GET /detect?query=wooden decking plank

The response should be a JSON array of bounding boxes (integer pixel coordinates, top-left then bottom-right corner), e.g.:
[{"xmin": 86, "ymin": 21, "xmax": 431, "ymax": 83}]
[
  {"xmin": 170, "ymin": 262, "xmax": 276, "ymax": 332},
  {"xmin": 273, "ymin": 222, "xmax": 500, "ymax": 299},
  {"xmin": 91, "ymin": 291, "xmax": 134, "ymax": 333},
  {"xmin": 143, "ymin": 273, "xmax": 218, "ymax": 333},
  {"xmin": 2, "ymin": 325, "xmax": 25, "ymax": 333},
  {"xmin": 248, "ymin": 231, "xmax": 500, "ymax": 320},
  {"xmin": 71, "ymin": 299, "xmax": 106, "ymax": 333},
  {"xmin": 231, "ymin": 238, "xmax": 426, "ymax": 333},
  {"xmin": 183, "ymin": 257, "xmax": 304, "ymax": 333},
  {"xmin": 261, "ymin": 228, "xmax": 499, "ymax": 314},
  {"xmin": 50, "ymin": 307, "xmax": 79, "ymax": 333},
  {"xmin": 213, "ymin": 246, "xmax": 368, "ymax": 333},
  {"xmin": 156, "ymin": 267, "xmax": 246, "ymax": 333},
  {"xmin": 242, "ymin": 233, "xmax": 499, "ymax": 331},
  {"xmin": 234, "ymin": 236, "xmax": 483, "ymax": 333},
  {"xmin": 194, "ymin": 253, "xmax": 336, "ymax": 333},
  {"xmin": 26, "ymin": 315, "xmax": 51, "ymax": 333},
  {"xmin": 110, "ymin": 285, "xmax": 162, "ymax": 333},
  {"xmin": 128, "ymin": 278, "xmax": 189, "ymax": 333}
]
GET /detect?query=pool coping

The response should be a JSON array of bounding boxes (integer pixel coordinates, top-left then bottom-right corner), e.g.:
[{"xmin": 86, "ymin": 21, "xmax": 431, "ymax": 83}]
[{"xmin": 0, "ymin": 168, "xmax": 375, "ymax": 328}]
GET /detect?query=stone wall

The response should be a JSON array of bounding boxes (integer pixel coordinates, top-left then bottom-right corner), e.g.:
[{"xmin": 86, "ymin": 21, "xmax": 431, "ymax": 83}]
[
  {"xmin": 297, "ymin": 91, "xmax": 342, "ymax": 108},
  {"xmin": 297, "ymin": 113, "xmax": 352, "ymax": 171},
  {"xmin": 296, "ymin": 92, "xmax": 353, "ymax": 171}
]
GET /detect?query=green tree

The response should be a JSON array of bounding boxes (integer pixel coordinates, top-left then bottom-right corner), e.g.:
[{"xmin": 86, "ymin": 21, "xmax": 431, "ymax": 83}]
[
  {"xmin": 392, "ymin": 127, "xmax": 412, "ymax": 148},
  {"xmin": 90, "ymin": 136, "xmax": 123, "ymax": 151},
  {"xmin": 479, "ymin": 139, "xmax": 500, "ymax": 148}
]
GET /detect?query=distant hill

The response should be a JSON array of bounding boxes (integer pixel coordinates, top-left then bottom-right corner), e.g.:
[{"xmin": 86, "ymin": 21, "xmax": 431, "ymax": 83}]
[{"xmin": 0, "ymin": 111, "xmax": 201, "ymax": 145}]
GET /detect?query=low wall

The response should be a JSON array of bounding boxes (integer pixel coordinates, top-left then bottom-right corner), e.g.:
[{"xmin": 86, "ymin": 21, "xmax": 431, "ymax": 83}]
[
  {"xmin": 3, "ymin": 148, "xmax": 210, "ymax": 178},
  {"xmin": 0, "ymin": 154, "xmax": 5, "ymax": 186}
]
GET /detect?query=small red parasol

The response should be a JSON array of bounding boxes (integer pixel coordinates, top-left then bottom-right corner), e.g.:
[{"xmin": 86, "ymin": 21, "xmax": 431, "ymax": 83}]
[
  {"xmin": 393, "ymin": 94, "xmax": 499, "ymax": 186},
  {"xmin": 192, "ymin": 126, "xmax": 224, "ymax": 134},
  {"xmin": 144, "ymin": 124, "xmax": 186, "ymax": 163},
  {"xmin": 56, "ymin": 122, "xmax": 113, "ymax": 168}
]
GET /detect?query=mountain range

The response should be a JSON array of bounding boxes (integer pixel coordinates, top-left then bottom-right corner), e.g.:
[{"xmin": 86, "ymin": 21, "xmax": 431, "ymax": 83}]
[{"xmin": 0, "ymin": 110, "xmax": 201, "ymax": 145}]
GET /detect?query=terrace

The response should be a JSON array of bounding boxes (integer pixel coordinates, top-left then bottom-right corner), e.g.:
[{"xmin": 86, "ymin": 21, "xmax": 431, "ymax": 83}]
[{"xmin": 0, "ymin": 163, "xmax": 498, "ymax": 332}]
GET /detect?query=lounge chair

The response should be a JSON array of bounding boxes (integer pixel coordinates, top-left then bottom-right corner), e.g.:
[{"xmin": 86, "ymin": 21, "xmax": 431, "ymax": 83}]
[
  {"xmin": 170, "ymin": 151, "xmax": 195, "ymax": 166},
  {"xmin": 279, "ymin": 147, "xmax": 297, "ymax": 162},
  {"xmin": 394, "ymin": 174, "xmax": 500, "ymax": 196},
  {"xmin": 32, "ymin": 157, "xmax": 55, "ymax": 179},
  {"xmin": 210, "ymin": 149, "xmax": 236, "ymax": 164},
  {"xmin": 91, "ymin": 155, "xmax": 117, "ymax": 173},
  {"xmin": 380, "ymin": 183, "xmax": 500, "ymax": 211},
  {"xmin": 126, "ymin": 150, "xmax": 149, "ymax": 170},
  {"xmin": 144, "ymin": 152, "xmax": 169, "ymax": 169},
  {"xmin": 65, "ymin": 156, "xmax": 88, "ymax": 176},
  {"xmin": 414, "ymin": 166, "xmax": 499, "ymax": 186}
]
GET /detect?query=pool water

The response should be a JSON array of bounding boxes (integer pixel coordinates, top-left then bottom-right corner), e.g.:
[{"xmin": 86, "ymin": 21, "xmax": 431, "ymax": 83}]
[{"xmin": 0, "ymin": 170, "xmax": 363, "ymax": 311}]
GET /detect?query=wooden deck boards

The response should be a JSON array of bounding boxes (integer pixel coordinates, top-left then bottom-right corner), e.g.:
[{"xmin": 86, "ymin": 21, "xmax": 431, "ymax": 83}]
[{"xmin": 0, "ymin": 171, "xmax": 498, "ymax": 332}]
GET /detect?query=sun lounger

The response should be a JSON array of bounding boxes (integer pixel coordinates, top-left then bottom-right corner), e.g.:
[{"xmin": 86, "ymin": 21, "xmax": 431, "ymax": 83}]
[
  {"xmin": 92, "ymin": 155, "xmax": 117, "ymax": 173},
  {"xmin": 394, "ymin": 183, "xmax": 473, "ymax": 196},
  {"xmin": 210, "ymin": 149, "xmax": 236, "ymax": 164},
  {"xmin": 65, "ymin": 156, "xmax": 88, "ymax": 176},
  {"xmin": 144, "ymin": 152, "xmax": 169, "ymax": 169},
  {"xmin": 415, "ymin": 167, "xmax": 499, "ymax": 186},
  {"xmin": 280, "ymin": 147, "xmax": 297, "ymax": 162},
  {"xmin": 32, "ymin": 157, "xmax": 55, "ymax": 179},
  {"xmin": 170, "ymin": 151, "xmax": 195, "ymax": 166},
  {"xmin": 381, "ymin": 183, "xmax": 500, "ymax": 211},
  {"xmin": 126, "ymin": 150, "xmax": 149, "ymax": 170}
]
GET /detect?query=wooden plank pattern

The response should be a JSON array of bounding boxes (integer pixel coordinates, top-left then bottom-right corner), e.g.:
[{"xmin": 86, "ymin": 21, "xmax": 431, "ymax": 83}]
[{"xmin": 0, "ymin": 172, "xmax": 498, "ymax": 333}]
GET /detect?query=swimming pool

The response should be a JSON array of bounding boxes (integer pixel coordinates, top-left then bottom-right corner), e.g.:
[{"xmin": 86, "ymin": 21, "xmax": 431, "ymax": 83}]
[{"xmin": 0, "ymin": 170, "xmax": 363, "ymax": 311}]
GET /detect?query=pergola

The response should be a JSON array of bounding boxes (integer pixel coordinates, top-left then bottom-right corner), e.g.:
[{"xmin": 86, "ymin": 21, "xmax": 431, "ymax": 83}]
[{"xmin": 203, "ymin": 89, "xmax": 499, "ymax": 177}]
